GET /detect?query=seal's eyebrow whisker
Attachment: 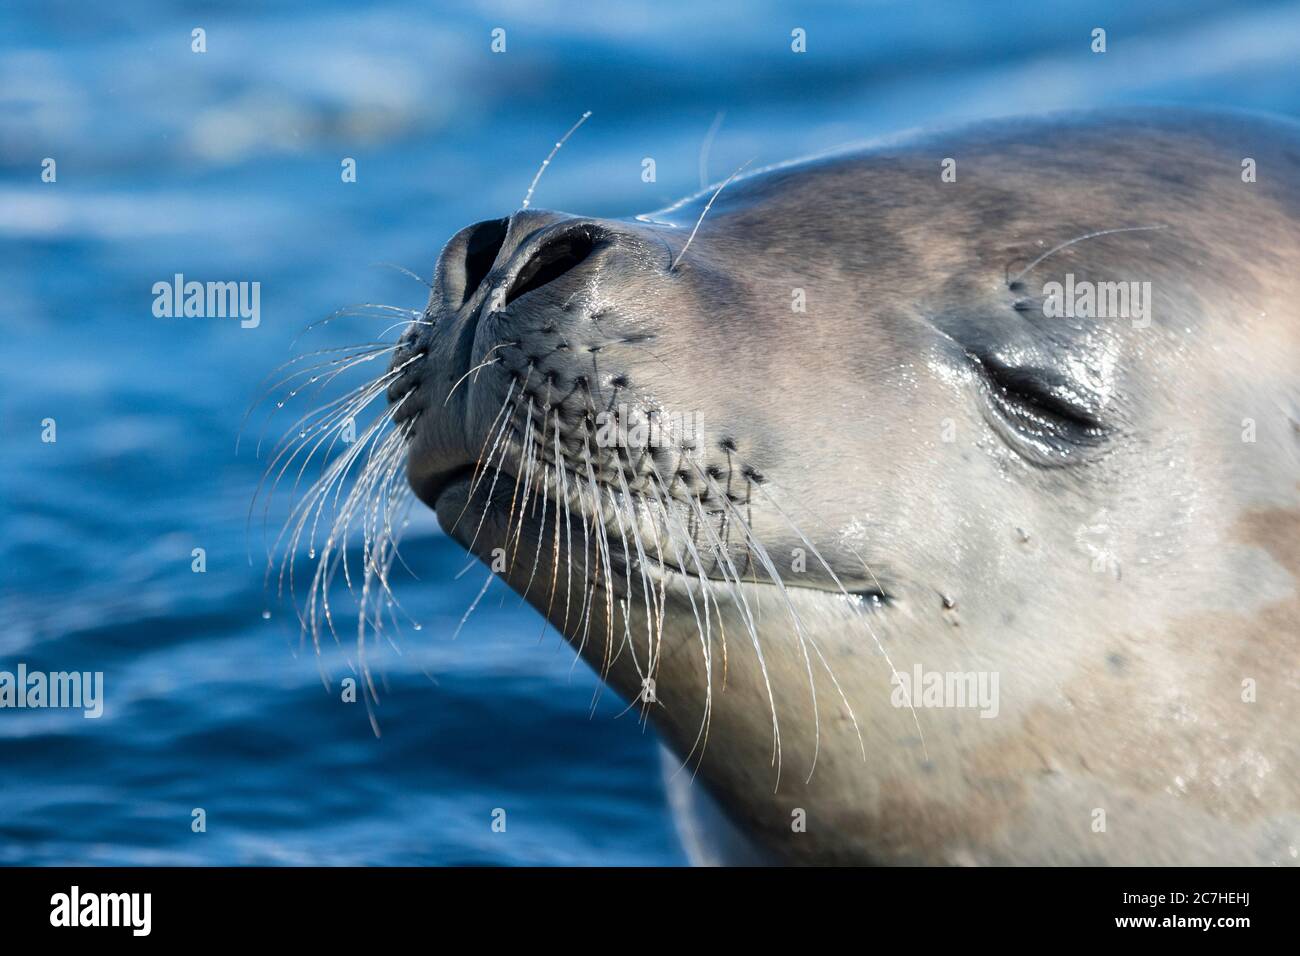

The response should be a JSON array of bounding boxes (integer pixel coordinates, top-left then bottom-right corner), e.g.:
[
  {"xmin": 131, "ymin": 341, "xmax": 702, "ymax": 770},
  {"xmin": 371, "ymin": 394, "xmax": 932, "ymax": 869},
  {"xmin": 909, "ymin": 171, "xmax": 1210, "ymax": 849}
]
[
  {"xmin": 670, "ymin": 158, "xmax": 753, "ymax": 272},
  {"xmin": 520, "ymin": 110, "xmax": 593, "ymax": 211},
  {"xmin": 1006, "ymin": 224, "xmax": 1167, "ymax": 286}
]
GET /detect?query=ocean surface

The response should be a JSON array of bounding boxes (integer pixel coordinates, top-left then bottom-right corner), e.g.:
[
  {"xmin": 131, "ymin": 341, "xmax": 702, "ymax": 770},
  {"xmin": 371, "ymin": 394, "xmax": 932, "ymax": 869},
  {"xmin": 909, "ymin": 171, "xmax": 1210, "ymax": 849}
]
[{"xmin": 2, "ymin": 0, "xmax": 1298, "ymax": 865}]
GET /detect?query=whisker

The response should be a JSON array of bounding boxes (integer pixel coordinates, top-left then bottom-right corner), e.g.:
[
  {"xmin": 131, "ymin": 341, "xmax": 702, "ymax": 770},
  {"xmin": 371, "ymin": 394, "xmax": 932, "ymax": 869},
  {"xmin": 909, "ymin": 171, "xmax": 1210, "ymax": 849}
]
[
  {"xmin": 1007, "ymin": 224, "xmax": 1167, "ymax": 286},
  {"xmin": 375, "ymin": 261, "xmax": 434, "ymax": 290},
  {"xmin": 444, "ymin": 345, "xmax": 512, "ymax": 406},
  {"xmin": 520, "ymin": 110, "xmax": 593, "ymax": 211},
  {"xmin": 290, "ymin": 303, "xmax": 422, "ymax": 349},
  {"xmin": 671, "ymin": 158, "xmax": 753, "ymax": 272}
]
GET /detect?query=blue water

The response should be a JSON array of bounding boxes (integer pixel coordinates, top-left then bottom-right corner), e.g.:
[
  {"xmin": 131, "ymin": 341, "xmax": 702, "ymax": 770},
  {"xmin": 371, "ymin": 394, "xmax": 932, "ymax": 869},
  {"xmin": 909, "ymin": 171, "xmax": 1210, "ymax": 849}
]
[{"xmin": 2, "ymin": 1, "xmax": 1299, "ymax": 865}]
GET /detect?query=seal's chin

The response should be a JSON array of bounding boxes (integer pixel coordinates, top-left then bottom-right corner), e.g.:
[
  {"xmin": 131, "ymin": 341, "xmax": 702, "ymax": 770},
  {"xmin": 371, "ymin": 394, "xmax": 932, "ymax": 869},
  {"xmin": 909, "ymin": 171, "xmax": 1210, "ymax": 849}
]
[{"xmin": 424, "ymin": 467, "xmax": 480, "ymax": 531}]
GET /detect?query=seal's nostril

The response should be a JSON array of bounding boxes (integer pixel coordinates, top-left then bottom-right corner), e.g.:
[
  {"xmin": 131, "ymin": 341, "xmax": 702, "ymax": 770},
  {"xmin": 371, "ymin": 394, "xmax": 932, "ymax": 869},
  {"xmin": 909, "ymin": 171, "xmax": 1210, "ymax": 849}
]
[
  {"xmin": 505, "ymin": 228, "xmax": 597, "ymax": 305},
  {"xmin": 461, "ymin": 218, "xmax": 510, "ymax": 306}
]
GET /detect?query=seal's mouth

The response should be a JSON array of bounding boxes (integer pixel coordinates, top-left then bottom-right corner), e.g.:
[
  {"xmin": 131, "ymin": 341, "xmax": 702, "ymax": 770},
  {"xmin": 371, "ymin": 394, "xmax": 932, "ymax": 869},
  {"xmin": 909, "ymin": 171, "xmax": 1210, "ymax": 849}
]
[
  {"xmin": 419, "ymin": 439, "xmax": 894, "ymax": 610},
  {"xmin": 413, "ymin": 462, "xmax": 475, "ymax": 509}
]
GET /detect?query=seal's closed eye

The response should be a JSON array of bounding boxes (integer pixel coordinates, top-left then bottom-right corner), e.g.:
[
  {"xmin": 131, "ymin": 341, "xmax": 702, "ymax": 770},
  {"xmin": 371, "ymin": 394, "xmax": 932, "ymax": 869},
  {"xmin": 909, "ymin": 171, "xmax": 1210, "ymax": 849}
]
[{"xmin": 969, "ymin": 351, "xmax": 1108, "ymax": 465}]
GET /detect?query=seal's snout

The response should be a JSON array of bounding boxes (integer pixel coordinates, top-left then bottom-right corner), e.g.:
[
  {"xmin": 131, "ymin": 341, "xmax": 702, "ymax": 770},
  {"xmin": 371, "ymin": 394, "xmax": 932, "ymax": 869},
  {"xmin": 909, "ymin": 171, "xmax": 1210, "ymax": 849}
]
[
  {"xmin": 395, "ymin": 209, "xmax": 675, "ymax": 509},
  {"xmin": 439, "ymin": 217, "xmax": 510, "ymax": 308},
  {"xmin": 497, "ymin": 223, "xmax": 598, "ymax": 307},
  {"xmin": 431, "ymin": 210, "xmax": 617, "ymax": 318}
]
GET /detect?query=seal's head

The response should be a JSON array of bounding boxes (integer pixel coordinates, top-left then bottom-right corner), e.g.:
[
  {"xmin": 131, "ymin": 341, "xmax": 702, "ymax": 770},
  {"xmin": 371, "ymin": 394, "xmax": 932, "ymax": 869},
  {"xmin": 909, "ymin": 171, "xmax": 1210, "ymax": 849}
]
[
  {"xmin": 395, "ymin": 199, "xmax": 912, "ymax": 588},
  {"xmin": 286, "ymin": 110, "xmax": 1300, "ymax": 864}
]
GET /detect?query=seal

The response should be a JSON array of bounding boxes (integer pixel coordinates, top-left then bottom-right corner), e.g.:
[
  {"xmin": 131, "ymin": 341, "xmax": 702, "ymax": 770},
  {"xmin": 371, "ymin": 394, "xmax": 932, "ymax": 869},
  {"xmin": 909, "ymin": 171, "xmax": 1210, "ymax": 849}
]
[{"xmin": 310, "ymin": 109, "xmax": 1300, "ymax": 864}]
